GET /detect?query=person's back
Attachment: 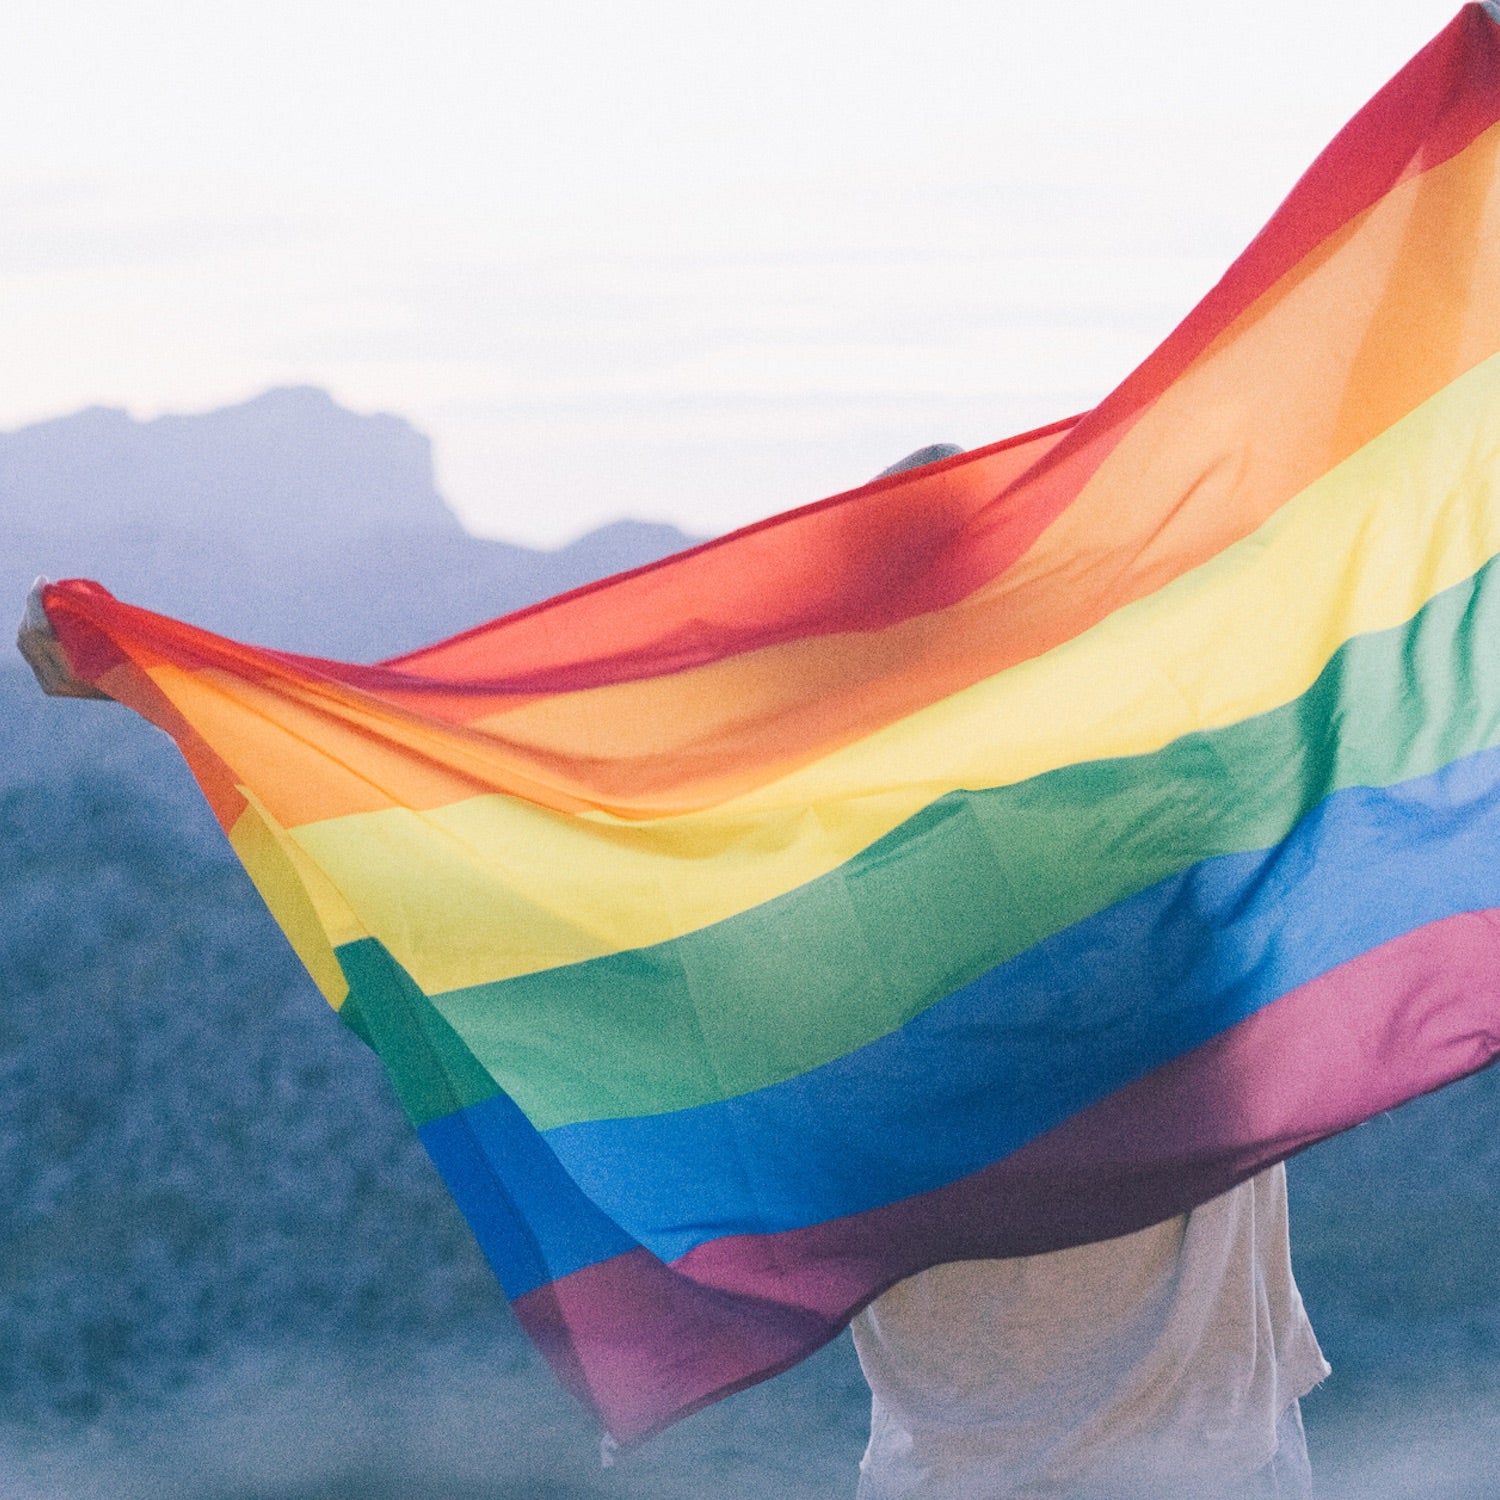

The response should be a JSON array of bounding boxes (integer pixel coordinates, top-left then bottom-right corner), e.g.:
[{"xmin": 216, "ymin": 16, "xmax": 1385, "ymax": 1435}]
[
  {"xmin": 17, "ymin": 457, "xmax": 1330, "ymax": 1498},
  {"xmin": 852, "ymin": 1163, "xmax": 1327, "ymax": 1498},
  {"xmin": 852, "ymin": 445, "xmax": 1328, "ymax": 1499}
]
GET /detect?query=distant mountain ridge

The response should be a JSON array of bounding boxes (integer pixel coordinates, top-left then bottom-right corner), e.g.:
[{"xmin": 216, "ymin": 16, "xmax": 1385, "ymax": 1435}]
[
  {"xmin": 0, "ymin": 386, "xmax": 461, "ymax": 540},
  {"xmin": 0, "ymin": 386, "xmax": 698, "ymax": 659}
]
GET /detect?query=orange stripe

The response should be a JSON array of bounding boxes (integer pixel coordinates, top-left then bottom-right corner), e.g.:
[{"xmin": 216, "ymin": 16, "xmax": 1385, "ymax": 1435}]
[
  {"xmin": 90, "ymin": 655, "xmax": 250, "ymax": 831},
  {"xmin": 309, "ymin": 119, "xmax": 1500, "ymax": 819},
  {"xmin": 491, "ymin": 114, "xmax": 1500, "ymax": 814},
  {"xmin": 45, "ymin": 114, "xmax": 1500, "ymax": 826}
]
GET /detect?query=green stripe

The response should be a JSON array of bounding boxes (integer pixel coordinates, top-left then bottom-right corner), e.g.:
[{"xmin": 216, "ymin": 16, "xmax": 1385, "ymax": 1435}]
[
  {"xmin": 339, "ymin": 554, "xmax": 1500, "ymax": 1131},
  {"xmin": 339, "ymin": 939, "xmax": 500, "ymax": 1125}
]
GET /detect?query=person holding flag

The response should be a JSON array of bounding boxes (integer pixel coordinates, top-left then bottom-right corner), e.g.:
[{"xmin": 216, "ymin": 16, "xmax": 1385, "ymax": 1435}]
[{"xmin": 18, "ymin": 4, "xmax": 1500, "ymax": 1495}]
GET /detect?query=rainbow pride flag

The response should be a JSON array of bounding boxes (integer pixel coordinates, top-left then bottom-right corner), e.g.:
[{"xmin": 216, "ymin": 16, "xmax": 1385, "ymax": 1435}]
[{"xmin": 37, "ymin": 2, "xmax": 1500, "ymax": 1442}]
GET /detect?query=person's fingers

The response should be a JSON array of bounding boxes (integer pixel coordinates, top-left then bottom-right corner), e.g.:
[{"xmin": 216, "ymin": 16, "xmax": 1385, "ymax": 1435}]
[{"xmin": 16, "ymin": 578, "xmax": 109, "ymax": 699}]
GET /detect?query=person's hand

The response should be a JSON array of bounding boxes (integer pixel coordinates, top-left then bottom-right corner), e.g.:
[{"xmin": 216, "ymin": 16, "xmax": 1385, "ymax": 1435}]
[
  {"xmin": 874, "ymin": 443, "xmax": 964, "ymax": 480},
  {"xmin": 16, "ymin": 578, "xmax": 108, "ymax": 699}
]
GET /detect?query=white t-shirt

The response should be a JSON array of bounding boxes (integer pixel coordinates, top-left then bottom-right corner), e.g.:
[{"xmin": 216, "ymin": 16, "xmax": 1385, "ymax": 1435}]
[{"xmin": 850, "ymin": 1164, "xmax": 1328, "ymax": 1499}]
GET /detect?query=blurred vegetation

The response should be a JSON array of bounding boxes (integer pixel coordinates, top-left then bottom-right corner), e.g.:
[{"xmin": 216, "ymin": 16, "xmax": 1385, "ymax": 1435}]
[{"xmin": 0, "ymin": 669, "xmax": 515, "ymax": 1426}]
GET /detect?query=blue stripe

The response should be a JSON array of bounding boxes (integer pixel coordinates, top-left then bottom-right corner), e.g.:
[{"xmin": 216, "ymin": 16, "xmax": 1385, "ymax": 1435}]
[
  {"xmin": 418, "ymin": 1095, "xmax": 639, "ymax": 1298},
  {"xmin": 424, "ymin": 742, "xmax": 1500, "ymax": 1279}
]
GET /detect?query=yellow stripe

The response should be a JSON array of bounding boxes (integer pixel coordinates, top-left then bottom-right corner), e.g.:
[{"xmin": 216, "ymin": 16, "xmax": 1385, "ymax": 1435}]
[
  {"xmin": 283, "ymin": 351, "xmax": 1500, "ymax": 994},
  {"xmin": 228, "ymin": 787, "xmax": 366, "ymax": 1006}
]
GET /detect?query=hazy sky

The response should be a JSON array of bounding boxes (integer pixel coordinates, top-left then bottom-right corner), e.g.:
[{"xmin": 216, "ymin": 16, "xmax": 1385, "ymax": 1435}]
[{"xmin": 0, "ymin": 1, "xmax": 1467, "ymax": 543}]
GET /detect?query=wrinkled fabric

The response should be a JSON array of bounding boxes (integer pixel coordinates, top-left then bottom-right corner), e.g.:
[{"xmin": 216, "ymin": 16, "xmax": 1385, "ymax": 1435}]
[{"xmin": 33, "ymin": 6, "xmax": 1500, "ymax": 1444}]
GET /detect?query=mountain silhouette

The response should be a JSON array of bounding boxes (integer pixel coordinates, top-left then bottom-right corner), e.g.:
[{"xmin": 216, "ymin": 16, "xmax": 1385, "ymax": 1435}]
[
  {"xmin": 0, "ymin": 385, "xmax": 697, "ymax": 658},
  {"xmin": 0, "ymin": 387, "xmax": 729, "ymax": 1457}
]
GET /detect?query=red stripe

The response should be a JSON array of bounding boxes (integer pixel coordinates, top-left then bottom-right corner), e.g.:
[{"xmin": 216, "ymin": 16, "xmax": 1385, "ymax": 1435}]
[
  {"xmin": 382, "ymin": 7, "xmax": 1500, "ymax": 701},
  {"xmin": 45, "ymin": 16, "xmax": 1500, "ymax": 717},
  {"xmin": 1047, "ymin": 2, "xmax": 1500, "ymax": 471},
  {"xmin": 943, "ymin": 2, "xmax": 1500, "ymax": 635},
  {"xmin": 368, "ymin": 415, "xmax": 1079, "ymax": 695}
]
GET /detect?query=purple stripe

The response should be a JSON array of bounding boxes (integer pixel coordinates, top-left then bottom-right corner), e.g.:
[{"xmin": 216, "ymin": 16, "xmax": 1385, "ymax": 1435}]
[
  {"xmin": 514, "ymin": 908, "xmax": 1500, "ymax": 1441},
  {"xmin": 511, "ymin": 1246, "xmax": 835, "ymax": 1444}
]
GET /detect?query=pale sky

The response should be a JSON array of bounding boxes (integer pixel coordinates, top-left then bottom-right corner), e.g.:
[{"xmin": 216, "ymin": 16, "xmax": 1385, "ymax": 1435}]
[{"xmin": 0, "ymin": 0, "xmax": 1467, "ymax": 544}]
